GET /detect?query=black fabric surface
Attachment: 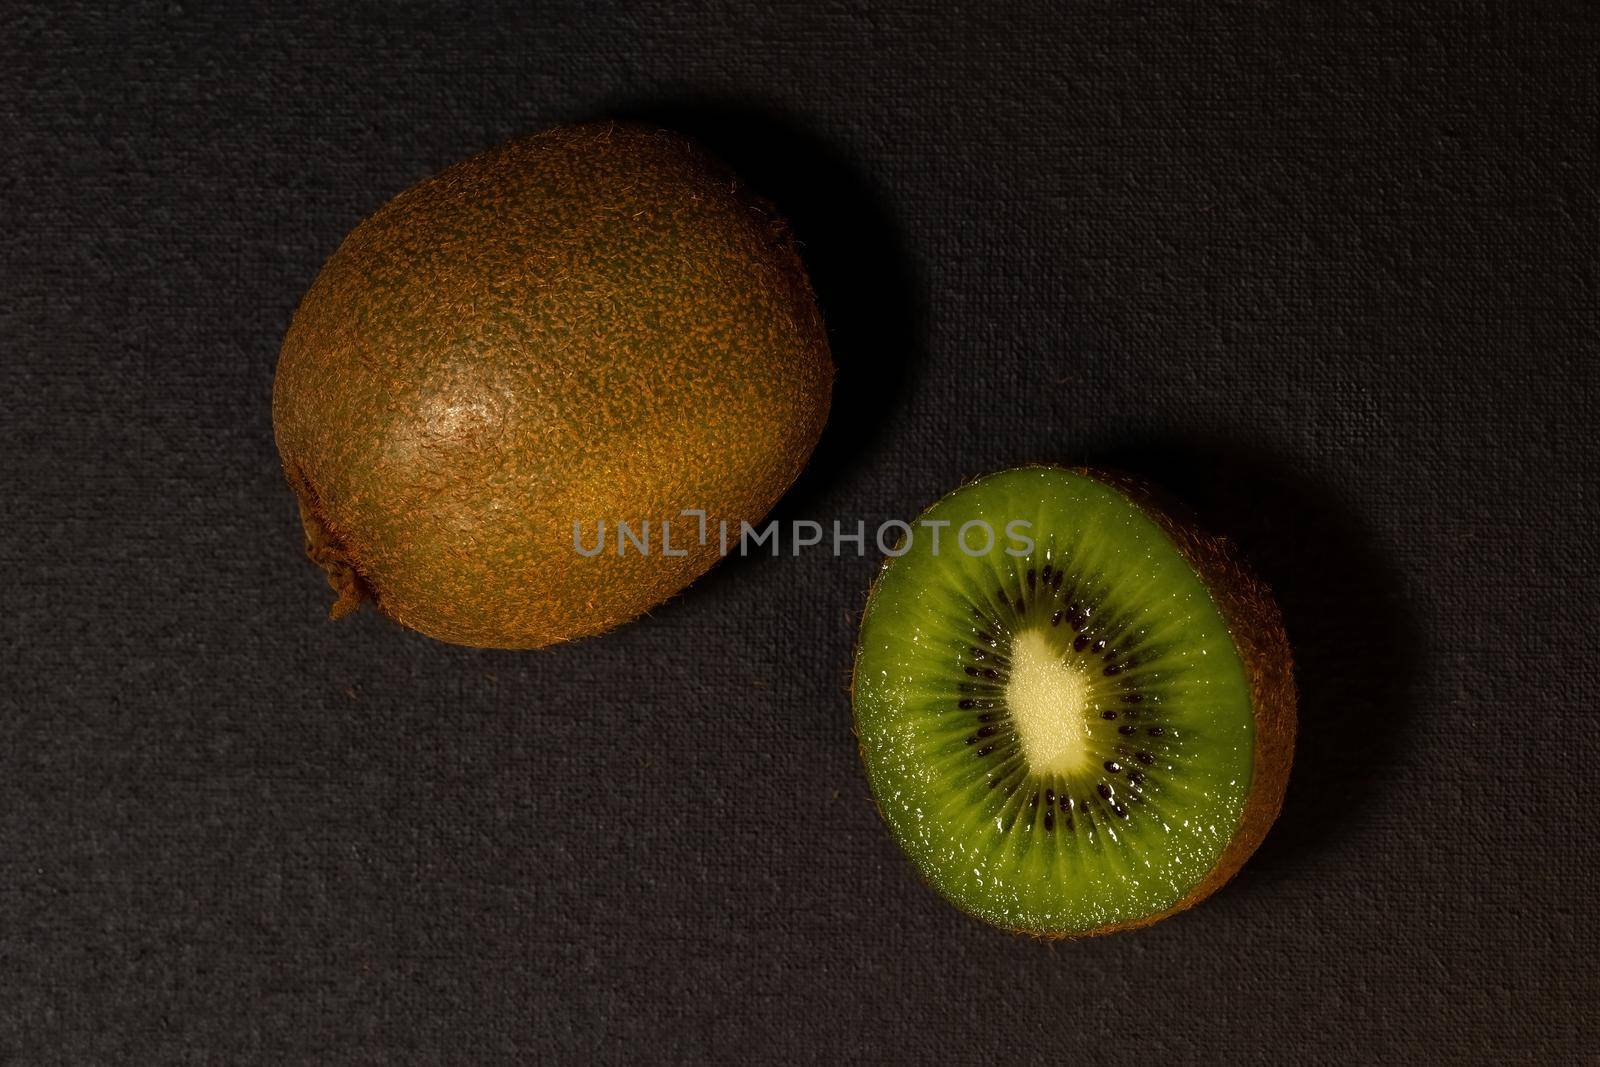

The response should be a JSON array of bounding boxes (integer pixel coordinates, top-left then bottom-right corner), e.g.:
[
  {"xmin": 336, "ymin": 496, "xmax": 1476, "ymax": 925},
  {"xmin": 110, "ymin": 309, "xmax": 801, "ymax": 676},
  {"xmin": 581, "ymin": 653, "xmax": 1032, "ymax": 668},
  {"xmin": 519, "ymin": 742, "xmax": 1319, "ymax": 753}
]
[{"xmin": 3, "ymin": 3, "xmax": 1596, "ymax": 1062}]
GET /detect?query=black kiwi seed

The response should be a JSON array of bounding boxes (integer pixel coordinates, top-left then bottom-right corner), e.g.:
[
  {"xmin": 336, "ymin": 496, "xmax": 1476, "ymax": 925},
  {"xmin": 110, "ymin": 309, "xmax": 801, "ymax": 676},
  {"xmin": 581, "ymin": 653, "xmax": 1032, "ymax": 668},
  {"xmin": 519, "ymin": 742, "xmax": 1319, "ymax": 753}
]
[
  {"xmin": 1147, "ymin": 726, "xmax": 1164, "ymax": 736},
  {"xmin": 1123, "ymin": 693, "xmax": 1143, "ymax": 704},
  {"xmin": 958, "ymin": 698, "xmax": 975, "ymax": 709},
  {"xmin": 1027, "ymin": 568, "xmax": 1037, "ymax": 588},
  {"xmin": 1097, "ymin": 783, "xmax": 1113, "ymax": 800},
  {"xmin": 1044, "ymin": 788, "xmax": 1055, "ymax": 806},
  {"xmin": 1104, "ymin": 760, "xmax": 1123, "ymax": 774},
  {"xmin": 976, "ymin": 745, "xmax": 995, "ymax": 757},
  {"xmin": 970, "ymin": 647, "xmax": 987, "ymax": 660},
  {"xmin": 976, "ymin": 725, "xmax": 996, "ymax": 738},
  {"xmin": 1073, "ymin": 634, "xmax": 1089, "ymax": 652},
  {"xmin": 1102, "ymin": 710, "xmax": 1117, "ymax": 720},
  {"xmin": 1118, "ymin": 724, "xmax": 1136, "ymax": 735},
  {"xmin": 1050, "ymin": 610, "xmax": 1063, "ymax": 626},
  {"xmin": 1043, "ymin": 810, "xmax": 1055, "ymax": 831},
  {"xmin": 1112, "ymin": 803, "xmax": 1128, "ymax": 819},
  {"xmin": 1135, "ymin": 751, "xmax": 1153, "ymax": 764},
  {"xmin": 1128, "ymin": 770, "xmax": 1145, "ymax": 786}
]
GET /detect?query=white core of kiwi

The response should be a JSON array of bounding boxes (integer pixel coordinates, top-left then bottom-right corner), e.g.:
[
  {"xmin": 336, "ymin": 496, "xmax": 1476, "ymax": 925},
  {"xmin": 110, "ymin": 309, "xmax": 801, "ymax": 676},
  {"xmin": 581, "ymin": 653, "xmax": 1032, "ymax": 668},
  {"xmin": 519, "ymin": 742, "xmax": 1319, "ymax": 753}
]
[{"xmin": 1004, "ymin": 630, "xmax": 1095, "ymax": 777}]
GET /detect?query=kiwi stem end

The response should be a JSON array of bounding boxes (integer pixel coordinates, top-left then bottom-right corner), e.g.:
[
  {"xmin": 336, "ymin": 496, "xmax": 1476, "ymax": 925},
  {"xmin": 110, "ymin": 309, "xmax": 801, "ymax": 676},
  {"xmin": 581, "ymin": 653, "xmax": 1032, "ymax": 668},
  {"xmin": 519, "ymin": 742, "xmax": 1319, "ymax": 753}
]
[{"xmin": 286, "ymin": 463, "xmax": 370, "ymax": 620}]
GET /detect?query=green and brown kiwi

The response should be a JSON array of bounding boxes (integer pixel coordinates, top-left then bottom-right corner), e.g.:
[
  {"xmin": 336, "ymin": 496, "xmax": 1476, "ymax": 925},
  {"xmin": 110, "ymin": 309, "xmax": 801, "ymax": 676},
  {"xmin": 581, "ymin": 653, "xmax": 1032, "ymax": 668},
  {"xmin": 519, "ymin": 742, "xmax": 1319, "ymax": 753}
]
[
  {"xmin": 852, "ymin": 466, "xmax": 1294, "ymax": 937},
  {"xmin": 273, "ymin": 121, "xmax": 832, "ymax": 648}
]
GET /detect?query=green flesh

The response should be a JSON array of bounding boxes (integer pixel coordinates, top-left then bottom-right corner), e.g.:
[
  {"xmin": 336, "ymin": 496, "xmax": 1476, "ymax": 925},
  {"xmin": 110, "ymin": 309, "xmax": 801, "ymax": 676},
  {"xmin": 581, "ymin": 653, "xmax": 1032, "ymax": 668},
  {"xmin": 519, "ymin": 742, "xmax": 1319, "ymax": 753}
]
[{"xmin": 853, "ymin": 467, "xmax": 1255, "ymax": 935}]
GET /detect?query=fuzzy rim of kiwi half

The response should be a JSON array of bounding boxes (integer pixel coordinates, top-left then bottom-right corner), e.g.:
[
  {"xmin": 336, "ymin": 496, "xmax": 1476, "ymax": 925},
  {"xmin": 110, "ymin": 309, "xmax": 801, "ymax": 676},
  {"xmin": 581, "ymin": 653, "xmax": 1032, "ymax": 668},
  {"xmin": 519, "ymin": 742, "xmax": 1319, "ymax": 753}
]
[{"xmin": 850, "ymin": 466, "xmax": 1295, "ymax": 938}]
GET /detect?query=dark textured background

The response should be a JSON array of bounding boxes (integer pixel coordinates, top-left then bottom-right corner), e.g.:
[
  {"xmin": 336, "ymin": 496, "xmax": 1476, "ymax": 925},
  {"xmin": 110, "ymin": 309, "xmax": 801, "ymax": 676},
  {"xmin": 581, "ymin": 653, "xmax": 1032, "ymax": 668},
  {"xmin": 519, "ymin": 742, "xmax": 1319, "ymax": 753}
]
[{"xmin": 3, "ymin": 2, "xmax": 1596, "ymax": 1062}]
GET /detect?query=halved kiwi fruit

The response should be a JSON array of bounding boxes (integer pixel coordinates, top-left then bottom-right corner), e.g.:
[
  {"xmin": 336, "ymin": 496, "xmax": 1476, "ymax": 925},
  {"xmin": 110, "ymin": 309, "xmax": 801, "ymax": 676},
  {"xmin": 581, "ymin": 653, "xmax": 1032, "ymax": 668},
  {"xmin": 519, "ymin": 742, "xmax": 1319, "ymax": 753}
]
[{"xmin": 851, "ymin": 466, "xmax": 1294, "ymax": 937}]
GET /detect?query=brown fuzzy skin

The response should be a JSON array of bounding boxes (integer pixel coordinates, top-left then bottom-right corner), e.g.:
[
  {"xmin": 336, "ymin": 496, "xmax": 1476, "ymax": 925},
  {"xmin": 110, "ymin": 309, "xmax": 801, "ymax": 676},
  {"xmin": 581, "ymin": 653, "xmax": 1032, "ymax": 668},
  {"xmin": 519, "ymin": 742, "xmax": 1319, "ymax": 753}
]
[
  {"xmin": 851, "ymin": 466, "xmax": 1296, "ymax": 939},
  {"xmin": 273, "ymin": 122, "xmax": 833, "ymax": 648}
]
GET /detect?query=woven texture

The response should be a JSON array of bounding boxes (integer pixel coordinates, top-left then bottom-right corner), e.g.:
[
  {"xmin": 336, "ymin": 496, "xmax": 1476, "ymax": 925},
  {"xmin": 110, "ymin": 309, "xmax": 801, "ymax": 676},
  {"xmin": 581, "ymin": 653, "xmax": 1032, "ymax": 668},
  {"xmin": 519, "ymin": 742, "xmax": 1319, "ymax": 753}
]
[{"xmin": 2, "ymin": 3, "xmax": 1595, "ymax": 1062}]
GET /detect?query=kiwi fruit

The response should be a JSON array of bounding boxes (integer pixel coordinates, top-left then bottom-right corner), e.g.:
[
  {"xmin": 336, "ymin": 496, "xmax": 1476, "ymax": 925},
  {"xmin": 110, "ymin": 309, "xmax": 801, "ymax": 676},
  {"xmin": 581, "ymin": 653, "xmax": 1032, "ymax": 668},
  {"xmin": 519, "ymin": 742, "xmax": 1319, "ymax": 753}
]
[
  {"xmin": 273, "ymin": 122, "xmax": 832, "ymax": 648},
  {"xmin": 851, "ymin": 466, "xmax": 1294, "ymax": 937}
]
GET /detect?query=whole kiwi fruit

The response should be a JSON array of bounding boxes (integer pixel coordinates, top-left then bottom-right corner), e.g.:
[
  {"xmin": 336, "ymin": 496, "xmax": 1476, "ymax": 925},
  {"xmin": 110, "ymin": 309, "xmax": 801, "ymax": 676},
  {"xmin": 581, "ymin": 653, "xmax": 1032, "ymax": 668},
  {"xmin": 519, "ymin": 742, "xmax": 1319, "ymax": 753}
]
[
  {"xmin": 852, "ymin": 466, "xmax": 1295, "ymax": 937},
  {"xmin": 273, "ymin": 122, "xmax": 833, "ymax": 648}
]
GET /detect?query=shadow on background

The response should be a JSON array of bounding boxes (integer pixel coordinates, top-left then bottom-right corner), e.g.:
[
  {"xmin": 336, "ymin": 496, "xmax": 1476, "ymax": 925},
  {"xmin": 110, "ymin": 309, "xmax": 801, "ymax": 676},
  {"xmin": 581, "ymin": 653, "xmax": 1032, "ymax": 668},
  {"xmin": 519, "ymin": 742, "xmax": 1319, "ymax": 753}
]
[
  {"xmin": 599, "ymin": 98, "xmax": 925, "ymax": 518},
  {"xmin": 1096, "ymin": 438, "xmax": 1423, "ymax": 871}
]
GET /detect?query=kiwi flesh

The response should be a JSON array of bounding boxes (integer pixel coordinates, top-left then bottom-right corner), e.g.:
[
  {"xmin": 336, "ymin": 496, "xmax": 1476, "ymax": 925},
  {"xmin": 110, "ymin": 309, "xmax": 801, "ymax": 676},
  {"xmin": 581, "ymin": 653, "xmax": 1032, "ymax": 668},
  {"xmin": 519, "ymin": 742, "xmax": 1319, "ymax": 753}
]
[
  {"xmin": 273, "ymin": 121, "xmax": 832, "ymax": 648},
  {"xmin": 851, "ymin": 466, "xmax": 1295, "ymax": 937}
]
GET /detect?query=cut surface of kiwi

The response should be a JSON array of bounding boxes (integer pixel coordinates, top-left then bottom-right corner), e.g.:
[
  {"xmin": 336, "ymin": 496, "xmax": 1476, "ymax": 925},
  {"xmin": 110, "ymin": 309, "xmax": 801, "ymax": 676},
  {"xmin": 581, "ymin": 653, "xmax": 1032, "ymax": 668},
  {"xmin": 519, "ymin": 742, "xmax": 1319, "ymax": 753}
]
[{"xmin": 852, "ymin": 466, "xmax": 1294, "ymax": 937}]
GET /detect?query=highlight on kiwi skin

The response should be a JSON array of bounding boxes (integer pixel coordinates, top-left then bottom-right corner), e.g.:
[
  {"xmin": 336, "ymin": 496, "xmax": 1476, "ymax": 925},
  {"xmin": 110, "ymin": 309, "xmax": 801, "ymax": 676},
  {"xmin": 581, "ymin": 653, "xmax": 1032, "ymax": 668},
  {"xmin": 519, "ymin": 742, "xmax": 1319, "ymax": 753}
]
[
  {"xmin": 272, "ymin": 121, "xmax": 832, "ymax": 648},
  {"xmin": 851, "ymin": 466, "xmax": 1295, "ymax": 938}
]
